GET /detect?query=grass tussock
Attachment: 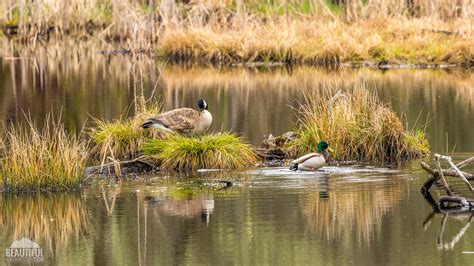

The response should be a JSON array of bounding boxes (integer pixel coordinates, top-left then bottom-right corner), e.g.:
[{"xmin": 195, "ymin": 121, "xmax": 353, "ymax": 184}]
[
  {"xmin": 142, "ymin": 133, "xmax": 259, "ymax": 170},
  {"xmin": 0, "ymin": 118, "xmax": 88, "ymax": 192},
  {"xmin": 288, "ymin": 81, "xmax": 430, "ymax": 162},
  {"xmin": 89, "ymin": 99, "xmax": 164, "ymax": 161}
]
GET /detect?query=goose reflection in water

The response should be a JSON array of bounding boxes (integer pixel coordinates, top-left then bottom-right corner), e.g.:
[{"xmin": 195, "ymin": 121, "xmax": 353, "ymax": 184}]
[{"xmin": 145, "ymin": 194, "xmax": 215, "ymax": 225}]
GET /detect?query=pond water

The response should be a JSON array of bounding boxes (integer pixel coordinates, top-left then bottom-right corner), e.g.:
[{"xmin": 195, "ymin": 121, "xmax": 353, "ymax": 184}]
[{"xmin": 0, "ymin": 41, "xmax": 474, "ymax": 265}]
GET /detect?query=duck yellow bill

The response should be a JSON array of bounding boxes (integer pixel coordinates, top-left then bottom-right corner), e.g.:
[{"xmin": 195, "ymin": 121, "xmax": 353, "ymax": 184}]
[{"xmin": 328, "ymin": 147, "xmax": 334, "ymax": 153}]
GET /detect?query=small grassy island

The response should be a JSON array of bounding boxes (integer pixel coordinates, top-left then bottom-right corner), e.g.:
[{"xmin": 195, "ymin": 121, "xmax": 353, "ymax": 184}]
[{"xmin": 142, "ymin": 133, "xmax": 258, "ymax": 170}]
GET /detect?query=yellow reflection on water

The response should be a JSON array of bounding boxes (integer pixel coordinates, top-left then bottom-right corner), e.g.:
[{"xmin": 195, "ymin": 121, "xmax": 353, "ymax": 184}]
[
  {"xmin": 302, "ymin": 177, "xmax": 406, "ymax": 244},
  {"xmin": 0, "ymin": 193, "xmax": 90, "ymax": 255}
]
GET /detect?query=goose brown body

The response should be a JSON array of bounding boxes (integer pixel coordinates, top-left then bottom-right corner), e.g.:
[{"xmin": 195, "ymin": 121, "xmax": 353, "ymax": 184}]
[{"xmin": 141, "ymin": 99, "xmax": 212, "ymax": 135}]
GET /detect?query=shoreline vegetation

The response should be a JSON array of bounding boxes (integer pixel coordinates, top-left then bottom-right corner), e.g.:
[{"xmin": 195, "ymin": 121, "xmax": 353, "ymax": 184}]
[
  {"xmin": 0, "ymin": 117, "xmax": 88, "ymax": 192},
  {"xmin": 1, "ymin": 1, "xmax": 472, "ymax": 67}
]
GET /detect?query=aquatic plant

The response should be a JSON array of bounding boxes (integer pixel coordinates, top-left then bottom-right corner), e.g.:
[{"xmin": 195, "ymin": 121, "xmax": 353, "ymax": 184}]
[
  {"xmin": 0, "ymin": 118, "xmax": 88, "ymax": 192},
  {"xmin": 89, "ymin": 99, "xmax": 163, "ymax": 161},
  {"xmin": 288, "ymin": 81, "xmax": 430, "ymax": 162},
  {"xmin": 142, "ymin": 133, "xmax": 259, "ymax": 170}
]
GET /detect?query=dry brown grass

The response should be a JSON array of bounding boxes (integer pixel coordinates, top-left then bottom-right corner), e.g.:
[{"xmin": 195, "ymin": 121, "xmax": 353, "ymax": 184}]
[
  {"xmin": 1, "ymin": 1, "xmax": 472, "ymax": 65},
  {"xmin": 159, "ymin": 17, "xmax": 473, "ymax": 66}
]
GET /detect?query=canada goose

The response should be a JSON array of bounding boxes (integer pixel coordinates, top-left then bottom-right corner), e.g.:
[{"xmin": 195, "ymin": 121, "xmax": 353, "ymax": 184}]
[
  {"xmin": 141, "ymin": 99, "xmax": 212, "ymax": 135},
  {"xmin": 289, "ymin": 141, "xmax": 331, "ymax": 171}
]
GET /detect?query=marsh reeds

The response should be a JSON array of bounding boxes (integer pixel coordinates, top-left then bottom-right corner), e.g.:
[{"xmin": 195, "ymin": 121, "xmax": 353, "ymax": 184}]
[
  {"xmin": 159, "ymin": 17, "xmax": 473, "ymax": 66},
  {"xmin": 1, "ymin": 1, "xmax": 472, "ymax": 66},
  {"xmin": 0, "ymin": 117, "xmax": 88, "ymax": 192},
  {"xmin": 289, "ymin": 81, "xmax": 430, "ymax": 162},
  {"xmin": 142, "ymin": 133, "xmax": 259, "ymax": 170}
]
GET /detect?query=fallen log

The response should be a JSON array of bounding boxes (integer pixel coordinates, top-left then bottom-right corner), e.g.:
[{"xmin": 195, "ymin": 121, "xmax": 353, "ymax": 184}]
[{"xmin": 84, "ymin": 157, "xmax": 158, "ymax": 179}]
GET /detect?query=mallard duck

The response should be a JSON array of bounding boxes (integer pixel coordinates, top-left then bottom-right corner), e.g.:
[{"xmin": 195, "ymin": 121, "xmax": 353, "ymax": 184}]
[
  {"xmin": 141, "ymin": 99, "xmax": 212, "ymax": 135},
  {"xmin": 289, "ymin": 141, "xmax": 331, "ymax": 171}
]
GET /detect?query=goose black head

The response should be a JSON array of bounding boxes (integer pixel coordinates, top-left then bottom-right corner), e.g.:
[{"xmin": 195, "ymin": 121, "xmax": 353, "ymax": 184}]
[
  {"xmin": 198, "ymin": 99, "xmax": 208, "ymax": 111},
  {"xmin": 317, "ymin": 141, "xmax": 329, "ymax": 153}
]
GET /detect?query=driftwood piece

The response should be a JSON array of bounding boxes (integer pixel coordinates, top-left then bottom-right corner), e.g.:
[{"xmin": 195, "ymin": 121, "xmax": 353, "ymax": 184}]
[
  {"xmin": 420, "ymin": 155, "xmax": 474, "ymax": 217},
  {"xmin": 453, "ymin": 157, "xmax": 474, "ymax": 170},
  {"xmin": 435, "ymin": 154, "xmax": 474, "ymax": 192},
  {"xmin": 420, "ymin": 157, "xmax": 474, "ymax": 193},
  {"xmin": 420, "ymin": 161, "xmax": 474, "ymax": 180}
]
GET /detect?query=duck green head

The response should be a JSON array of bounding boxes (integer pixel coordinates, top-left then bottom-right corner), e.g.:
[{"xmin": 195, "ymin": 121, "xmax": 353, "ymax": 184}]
[{"xmin": 317, "ymin": 141, "xmax": 329, "ymax": 153}]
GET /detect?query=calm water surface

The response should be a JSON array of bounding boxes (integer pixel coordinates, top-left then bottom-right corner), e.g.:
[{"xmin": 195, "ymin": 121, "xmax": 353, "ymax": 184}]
[{"xmin": 0, "ymin": 41, "xmax": 474, "ymax": 265}]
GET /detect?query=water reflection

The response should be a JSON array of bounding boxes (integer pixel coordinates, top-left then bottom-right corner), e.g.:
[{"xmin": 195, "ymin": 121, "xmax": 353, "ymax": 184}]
[
  {"xmin": 302, "ymin": 175, "xmax": 406, "ymax": 244},
  {"xmin": 145, "ymin": 189, "xmax": 215, "ymax": 223},
  {"xmin": 421, "ymin": 190, "xmax": 474, "ymax": 251},
  {"xmin": 2, "ymin": 166, "xmax": 474, "ymax": 264},
  {"xmin": 0, "ymin": 193, "xmax": 91, "ymax": 257},
  {"xmin": 1, "ymin": 40, "xmax": 473, "ymax": 151}
]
